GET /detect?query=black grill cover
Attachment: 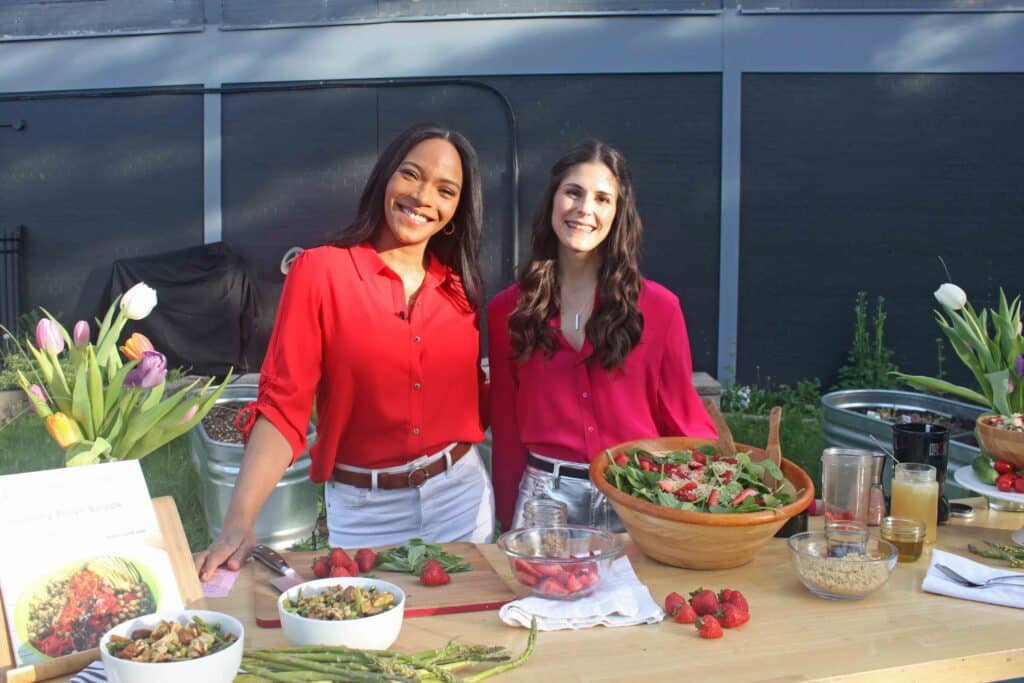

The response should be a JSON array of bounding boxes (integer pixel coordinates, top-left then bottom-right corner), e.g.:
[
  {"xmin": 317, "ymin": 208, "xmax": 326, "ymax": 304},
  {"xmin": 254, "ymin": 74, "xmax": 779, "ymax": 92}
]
[{"xmin": 105, "ymin": 242, "xmax": 260, "ymax": 376}]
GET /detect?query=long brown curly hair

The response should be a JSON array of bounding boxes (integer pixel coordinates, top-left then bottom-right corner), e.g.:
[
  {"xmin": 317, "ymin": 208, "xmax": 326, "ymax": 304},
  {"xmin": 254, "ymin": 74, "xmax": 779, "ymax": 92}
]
[{"xmin": 508, "ymin": 140, "xmax": 643, "ymax": 370}]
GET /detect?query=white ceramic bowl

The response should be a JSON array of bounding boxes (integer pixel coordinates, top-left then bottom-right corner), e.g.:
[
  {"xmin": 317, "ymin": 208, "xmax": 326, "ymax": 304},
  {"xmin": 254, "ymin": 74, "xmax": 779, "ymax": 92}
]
[
  {"xmin": 99, "ymin": 609, "xmax": 243, "ymax": 683},
  {"xmin": 277, "ymin": 577, "xmax": 405, "ymax": 649}
]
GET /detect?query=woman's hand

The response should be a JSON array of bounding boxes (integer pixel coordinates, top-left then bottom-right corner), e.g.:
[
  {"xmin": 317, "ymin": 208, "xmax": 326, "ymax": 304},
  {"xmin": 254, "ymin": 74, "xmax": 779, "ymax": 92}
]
[{"xmin": 194, "ymin": 524, "xmax": 256, "ymax": 582}]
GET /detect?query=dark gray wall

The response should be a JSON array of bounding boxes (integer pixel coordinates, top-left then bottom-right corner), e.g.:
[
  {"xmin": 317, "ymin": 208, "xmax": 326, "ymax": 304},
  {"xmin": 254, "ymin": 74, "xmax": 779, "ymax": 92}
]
[
  {"xmin": 738, "ymin": 73, "xmax": 1024, "ymax": 387},
  {"xmin": 0, "ymin": 0, "xmax": 203, "ymax": 41},
  {"xmin": 0, "ymin": 92, "xmax": 205, "ymax": 326}
]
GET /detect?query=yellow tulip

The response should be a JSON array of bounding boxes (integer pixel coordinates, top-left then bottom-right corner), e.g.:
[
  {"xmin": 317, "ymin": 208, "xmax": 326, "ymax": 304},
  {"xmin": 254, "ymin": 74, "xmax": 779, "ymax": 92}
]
[
  {"xmin": 45, "ymin": 412, "xmax": 83, "ymax": 449},
  {"xmin": 120, "ymin": 332, "xmax": 154, "ymax": 361}
]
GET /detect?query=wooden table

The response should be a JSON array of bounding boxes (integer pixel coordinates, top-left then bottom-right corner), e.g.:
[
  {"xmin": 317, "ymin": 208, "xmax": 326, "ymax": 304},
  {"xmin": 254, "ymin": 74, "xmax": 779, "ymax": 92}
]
[{"xmin": 50, "ymin": 499, "xmax": 1024, "ymax": 682}]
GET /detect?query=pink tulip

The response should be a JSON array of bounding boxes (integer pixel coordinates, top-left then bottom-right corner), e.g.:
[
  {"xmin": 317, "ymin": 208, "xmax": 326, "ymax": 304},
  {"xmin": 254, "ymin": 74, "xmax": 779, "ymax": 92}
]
[
  {"xmin": 35, "ymin": 319, "xmax": 64, "ymax": 355},
  {"xmin": 73, "ymin": 320, "xmax": 90, "ymax": 347},
  {"xmin": 28, "ymin": 384, "xmax": 46, "ymax": 402},
  {"xmin": 180, "ymin": 404, "xmax": 199, "ymax": 425}
]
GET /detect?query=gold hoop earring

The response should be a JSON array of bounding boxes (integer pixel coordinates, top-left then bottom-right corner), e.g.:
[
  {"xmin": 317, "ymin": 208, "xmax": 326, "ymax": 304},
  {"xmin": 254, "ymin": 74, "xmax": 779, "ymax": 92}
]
[{"xmin": 442, "ymin": 221, "xmax": 456, "ymax": 236}]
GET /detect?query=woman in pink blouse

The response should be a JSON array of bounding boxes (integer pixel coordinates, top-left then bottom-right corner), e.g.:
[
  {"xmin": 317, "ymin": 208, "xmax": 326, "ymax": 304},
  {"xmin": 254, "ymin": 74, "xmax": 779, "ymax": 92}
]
[{"xmin": 488, "ymin": 140, "xmax": 717, "ymax": 531}]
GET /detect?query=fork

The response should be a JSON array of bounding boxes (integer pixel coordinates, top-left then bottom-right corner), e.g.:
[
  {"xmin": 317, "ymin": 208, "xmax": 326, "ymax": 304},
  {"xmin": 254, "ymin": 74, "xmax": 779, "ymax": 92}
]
[{"xmin": 934, "ymin": 563, "xmax": 1024, "ymax": 588}]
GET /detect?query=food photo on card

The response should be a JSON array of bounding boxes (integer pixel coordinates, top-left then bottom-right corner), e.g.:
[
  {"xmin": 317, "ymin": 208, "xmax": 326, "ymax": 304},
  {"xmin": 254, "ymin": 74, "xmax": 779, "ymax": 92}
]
[{"xmin": 1, "ymin": 542, "xmax": 183, "ymax": 666}]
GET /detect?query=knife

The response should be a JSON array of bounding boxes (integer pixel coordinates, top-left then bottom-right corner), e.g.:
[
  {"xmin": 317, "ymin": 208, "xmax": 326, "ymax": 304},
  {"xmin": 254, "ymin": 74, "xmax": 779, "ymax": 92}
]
[{"xmin": 251, "ymin": 544, "xmax": 307, "ymax": 592}]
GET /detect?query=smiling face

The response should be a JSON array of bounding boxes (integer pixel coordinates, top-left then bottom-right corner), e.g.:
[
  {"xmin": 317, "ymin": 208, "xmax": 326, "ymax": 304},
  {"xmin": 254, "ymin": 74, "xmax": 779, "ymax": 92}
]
[
  {"xmin": 550, "ymin": 161, "xmax": 619, "ymax": 259},
  {"xmin": 376, "ymin": 137, "xmax": 463, "ymax": 254}
]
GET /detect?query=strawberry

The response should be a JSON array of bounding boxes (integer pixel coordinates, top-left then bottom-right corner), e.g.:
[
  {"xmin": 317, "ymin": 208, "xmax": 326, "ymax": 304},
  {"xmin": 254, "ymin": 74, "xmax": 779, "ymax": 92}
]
[
  {"xmin": 329, "ymin": 547, "xmax": 352, "ymax": 569},
  {"xmin": 312, "ymin": 556, "xmax": 330, "ymax": 578},
  {"xmin": 354, "ymin": 548, "xmax": 377, "ymax": 573},
  {"xmin": 515, "ymin": 569, "xmax": 538, "ymax": 587},
  {"xmin": 1015, "ymin": 475, "xmax": 1024, "ymax": 494},
  {"xmin": 696, "ymin": 615, "xmax": 724, "ymax": 639},
  {"xmin": 720, "ymin": 588, "xmax": 749, "ymax": 614},
  {"xmin": 996, "ymin": 473, "xmax": 1015, "ymax": 492},
  {"xmin": 565, "ymin": 573, "xmax": 584, "ymax": 594},
  {"xmin": 534, "ymin": 563, "xmax": 563, "ymax": 578},
  {"xmin": 514, "ymin": 559, "xmax": 540, "ymax": 577},
  {"xmin": 420, "ymin": 559, "xmax": 451, "ymax": 586},
  {"xmin": 665, "ymin": 591, "xmax": 686, "ymax": 616},
  {"xmin": 614, "ymin": 454, "xmax": 630, "ymax": 466},
  {"xmin": 718, "ymin": 603, "xmax": 750, "ymax": 628},
  {"xmin": 692, "ymin": 451, "xmax": 707, "ymax": 465},
  {"xmin": 689, "ymin": 588, "xmax": 719, "ymax": 616},
  {"xmin": 673, "ymin": 602, "xmax": 698, "ymax": 624},
  {"xmin": 730, "ymin": 488, "xmax": 757, "ymax": 506},
  {"xmin": 707, "ymin": 489, "xmax": 719, "ymax": 507},
  {"xmin": 330, "ymin": 564, "xmax": 352, "ymax": 577}
]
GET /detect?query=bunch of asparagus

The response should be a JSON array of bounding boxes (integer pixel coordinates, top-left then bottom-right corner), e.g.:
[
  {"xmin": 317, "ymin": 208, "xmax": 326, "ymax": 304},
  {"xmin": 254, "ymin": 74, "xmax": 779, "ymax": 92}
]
[
  {"xmin": 968, "ymin": 540, "xmax": 1024, "ymax": 568},
  {"xmin": 236, "ymin": 619, "xmax": 537, "ymax": 682}
]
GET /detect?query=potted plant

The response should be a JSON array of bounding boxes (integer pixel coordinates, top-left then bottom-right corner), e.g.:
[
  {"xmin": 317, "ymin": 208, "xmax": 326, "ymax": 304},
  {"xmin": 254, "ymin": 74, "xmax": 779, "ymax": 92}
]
[{"xmin": 894, "ymin": 283, "xmax": 1024, "ymax": 470}]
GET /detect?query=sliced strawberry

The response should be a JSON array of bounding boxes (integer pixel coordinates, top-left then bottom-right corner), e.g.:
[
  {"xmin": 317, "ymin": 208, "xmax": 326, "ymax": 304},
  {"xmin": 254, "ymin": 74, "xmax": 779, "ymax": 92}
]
[
  {"xmin": 514, "ymin": 559, "xmax": 540, "ymax": 577},
  {"xmin": 565, "ymin": 573, "xmax": 584, "ymax": 593},
  {"xmin": 515, "ymin": 569, "xmax": 538, "ymax": 587},
  {"xmin": 537, "ymin": 577, "xmax": 568, "ymax": 595}
]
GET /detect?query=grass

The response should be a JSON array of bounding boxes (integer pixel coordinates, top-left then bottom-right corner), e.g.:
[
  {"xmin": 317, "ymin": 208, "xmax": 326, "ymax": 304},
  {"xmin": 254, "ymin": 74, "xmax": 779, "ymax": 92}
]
[
  {"xmin": 0, "ymin": 413, "xmax": 210, "ymax": 551},
  {"xmin": 0, "ymin": 408, "xmax": 825, "ymax": 555}
]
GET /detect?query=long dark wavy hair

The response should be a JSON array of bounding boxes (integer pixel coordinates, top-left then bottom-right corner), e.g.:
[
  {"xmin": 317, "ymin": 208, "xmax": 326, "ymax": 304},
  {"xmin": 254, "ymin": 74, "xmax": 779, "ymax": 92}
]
[
  {"xmin": 327, "ymin": 123, "xmax": 484, "ymax": 310},
  {"xmin": 509, "ymin": 140, "xmax": 644, "ymax": 369}
]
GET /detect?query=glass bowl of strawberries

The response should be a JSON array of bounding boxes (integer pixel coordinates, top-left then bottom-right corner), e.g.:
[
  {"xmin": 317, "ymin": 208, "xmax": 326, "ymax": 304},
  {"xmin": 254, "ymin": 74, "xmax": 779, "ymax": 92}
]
[{"xmin": 497, "ymin": 525, "xmax": 622, "ymax": 600}]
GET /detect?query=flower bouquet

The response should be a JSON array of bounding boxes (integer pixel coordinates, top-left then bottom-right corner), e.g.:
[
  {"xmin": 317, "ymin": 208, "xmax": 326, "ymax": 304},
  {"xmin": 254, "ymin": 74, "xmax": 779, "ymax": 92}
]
[
  {"xmin": 11, "ymin": 282, "xmax": 232, "ymax": 466},
  {"xmin": 894, "ymin": 283, "xmax": 1024, "ymax": 467}
]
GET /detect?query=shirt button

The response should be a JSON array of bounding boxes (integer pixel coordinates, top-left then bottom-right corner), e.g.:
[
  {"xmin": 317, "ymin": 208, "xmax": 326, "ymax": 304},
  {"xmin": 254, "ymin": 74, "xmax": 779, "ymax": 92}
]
[
  {"xmin": 587, "ymin": 426, "xmax": 595, "ymax": 433},
  {"xmin": 412, "ymin": 427, "xmax": 421, "ymax": 435},
  {"xmin": 413, "ymin": 382, "xmax": 421, "ymax": 391},
  {"xmin": 413, "ymin": 335, "xmax": 421, "ymax": 343},
  {"xmin": 581, "ymin": 392, "xmax": 590, "ymax": 399}
]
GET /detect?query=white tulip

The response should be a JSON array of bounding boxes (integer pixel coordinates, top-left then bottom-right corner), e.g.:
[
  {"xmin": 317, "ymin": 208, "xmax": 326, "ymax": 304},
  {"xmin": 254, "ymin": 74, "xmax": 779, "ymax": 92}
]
[
  {"xmin": 120, "ymin": 282, "xmax": 158, "ymax": 320},
  {"xmin": 933, "ymin": 283, "xmax": 967, "ymax": 310}
]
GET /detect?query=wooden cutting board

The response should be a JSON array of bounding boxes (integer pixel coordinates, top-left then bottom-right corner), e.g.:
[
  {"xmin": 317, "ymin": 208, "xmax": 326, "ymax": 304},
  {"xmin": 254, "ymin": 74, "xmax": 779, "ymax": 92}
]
[{"xmin": 252, "ymin": 542, "xmax": 518, "ymax": 628}]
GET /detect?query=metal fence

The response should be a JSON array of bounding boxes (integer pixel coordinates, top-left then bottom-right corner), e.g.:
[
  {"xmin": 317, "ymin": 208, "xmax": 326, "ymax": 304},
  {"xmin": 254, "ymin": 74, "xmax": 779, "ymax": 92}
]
[{"xmin": 1, "ymin": 225, "xmax": 24, "ymax": 346}]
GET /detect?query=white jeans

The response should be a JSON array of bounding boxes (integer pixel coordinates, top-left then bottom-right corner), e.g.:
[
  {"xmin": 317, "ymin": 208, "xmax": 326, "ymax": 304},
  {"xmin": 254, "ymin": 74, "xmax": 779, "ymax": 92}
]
[{"xmin": 325, "ymin": 445, "xmax": 495, "ymax": 547}]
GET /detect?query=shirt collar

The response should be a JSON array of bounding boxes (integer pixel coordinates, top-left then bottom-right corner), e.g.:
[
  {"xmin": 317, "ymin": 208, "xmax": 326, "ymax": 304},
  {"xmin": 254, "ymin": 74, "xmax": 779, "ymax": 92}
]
[{"xmin": 350, "ymin": 240, "xmax": 456, "ymax": 289}]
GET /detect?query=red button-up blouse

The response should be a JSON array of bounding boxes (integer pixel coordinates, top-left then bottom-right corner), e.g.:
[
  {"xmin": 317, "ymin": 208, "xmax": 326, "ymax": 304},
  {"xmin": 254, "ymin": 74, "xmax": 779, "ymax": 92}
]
[
  {"xmin": 255, "ymin": 243, "xmax": 485, "ymax": 482},
  {"xmin": 487, "ymin": 279, "xmax": 718, "ymax": 527}
]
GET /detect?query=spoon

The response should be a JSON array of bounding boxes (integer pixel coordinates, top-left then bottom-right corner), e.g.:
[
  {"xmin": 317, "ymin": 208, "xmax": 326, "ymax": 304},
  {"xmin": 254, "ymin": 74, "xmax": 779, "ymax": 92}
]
[
  {"xmin": 702, "ymin": 397, "xmax": 736, "ymax": 458},
  {"xmin": 764, "ymin": 406, "xmax": 783, "ymax": 490}
]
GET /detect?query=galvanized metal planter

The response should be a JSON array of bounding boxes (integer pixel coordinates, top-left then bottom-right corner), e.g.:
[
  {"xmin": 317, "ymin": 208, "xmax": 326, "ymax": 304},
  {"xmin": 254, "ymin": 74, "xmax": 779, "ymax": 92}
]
[
  {"xmin": 821, "ymin": 389, "xmax": 985, "ymax": 467},
  {"xmin": 190, "ymin": 383, "xmax": 318, "ymax": 549}
]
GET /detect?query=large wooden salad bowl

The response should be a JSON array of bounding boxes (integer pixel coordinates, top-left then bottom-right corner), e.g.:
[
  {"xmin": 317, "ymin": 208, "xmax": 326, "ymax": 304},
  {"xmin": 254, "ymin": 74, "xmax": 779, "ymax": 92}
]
[{"xmin": 590, "ymin": 436, "xmax": 814, "ymax": 570}]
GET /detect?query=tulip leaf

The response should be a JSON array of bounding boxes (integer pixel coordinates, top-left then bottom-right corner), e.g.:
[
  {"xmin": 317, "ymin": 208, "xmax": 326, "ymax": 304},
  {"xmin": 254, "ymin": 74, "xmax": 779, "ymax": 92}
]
[
  {"xmin": 112, "ymin": 390, "xmax": 191, "ymax": 460},
  {"xmin": 985, "ymin": 370, "xmax": 1013, "ymax": 417},
  {"xmin": 104, "ymin": 360, "xmax": 139, "ymax": 416},
  {"xmin": 140, "ymin": 381, "xmax": 166, "ymax": 413},
  {"xmin": 26, "ymin": 340, "xmax": 54, "ymax": 385},
  {"xmin": 95, "ymin": 314, "xmax": 128, "ymax": 375},
  {"xmin": 94, "ymin": 296, "xmax": 120, "ymax": 356},
  {"xmin": 87, "ymin": 346, "xmax": 104, "ymax": 431},
  {"xmin": 65, "ymin": 438, "xmax": 112, "ymax": 467},
  {"xmin": 71, "ymin": 360, "xmax": 94, "ymax": 440},
  {"xmin": 123, "ymin": 370, "xmax": 233, "ymax": 461},
  {"xmin": 892, "ymin": 372, "xmax": 990, "ymax": 409}
]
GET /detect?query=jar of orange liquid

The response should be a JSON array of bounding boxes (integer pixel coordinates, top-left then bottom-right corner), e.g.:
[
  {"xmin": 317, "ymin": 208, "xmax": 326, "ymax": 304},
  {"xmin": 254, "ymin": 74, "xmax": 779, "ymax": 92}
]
[{"xmin": 890, "ymin": 463, "xmax": 939, "ymax": 544}]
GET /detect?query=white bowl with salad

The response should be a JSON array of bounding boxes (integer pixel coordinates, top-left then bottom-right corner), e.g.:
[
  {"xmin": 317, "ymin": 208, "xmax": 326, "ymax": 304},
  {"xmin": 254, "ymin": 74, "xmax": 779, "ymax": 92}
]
[
  {"xmin": 99, "ymin": 609, "xmax": 243, "ymax": 683},
  {"xmin": 277, "ymin": 577, "xmax": 405, "ymax": 649}
]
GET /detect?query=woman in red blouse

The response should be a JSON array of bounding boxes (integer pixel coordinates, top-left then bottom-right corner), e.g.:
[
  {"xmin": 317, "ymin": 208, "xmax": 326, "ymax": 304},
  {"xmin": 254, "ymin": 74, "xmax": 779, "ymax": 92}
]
[
  {"xmin": 488, "ymin": 140, "xmax": 717, "ymax": 531},
  {"xmin": 196, "ymin": 124, "xmax": 493, "ymax": 580}
]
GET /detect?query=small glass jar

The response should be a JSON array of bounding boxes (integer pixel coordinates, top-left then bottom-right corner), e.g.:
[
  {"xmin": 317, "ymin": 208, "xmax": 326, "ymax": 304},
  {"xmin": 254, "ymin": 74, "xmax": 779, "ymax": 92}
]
[
  {"xmin": 824, "ymin": 519, "xmax": 869, "ymax": 558},
  {"xmin": 522, "ymin": 497, "xmax": 568, "ymax": 528},
  {"xmin": 880, "ymin": 516, "xmax": 926, "ymax": 562}
]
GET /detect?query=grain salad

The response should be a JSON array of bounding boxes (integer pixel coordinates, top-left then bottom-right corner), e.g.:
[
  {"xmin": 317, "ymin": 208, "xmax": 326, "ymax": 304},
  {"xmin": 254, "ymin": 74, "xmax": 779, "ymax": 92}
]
[{"xmin": 796, "ymin": 553, "xmax": 891, "ymax": 596}]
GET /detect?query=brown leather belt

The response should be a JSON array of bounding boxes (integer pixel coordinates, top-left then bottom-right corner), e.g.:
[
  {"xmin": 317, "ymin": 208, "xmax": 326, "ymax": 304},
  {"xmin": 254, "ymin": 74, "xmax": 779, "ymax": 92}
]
[{"xmin": 332, "ymin": 442, "xmax": 472, "ymax": 490}]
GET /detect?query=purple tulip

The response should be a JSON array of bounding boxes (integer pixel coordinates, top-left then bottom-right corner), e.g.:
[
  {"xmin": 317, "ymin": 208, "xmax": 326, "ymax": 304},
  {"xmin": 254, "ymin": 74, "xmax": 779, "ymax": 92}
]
[
  {"xmin": 35, "ymin": 319, "xmax": 64, "ymax": 355},
  {"xmin": 123, "ymin": 351, "xmax": 167, "ymax": 389},
  {"xmin": 1016, "ymin": 354, "xmax": 1024, "ymax": 379},
  {"xmin": 72, "ymin": 320, "xmax": 90, "ymax": 347}
]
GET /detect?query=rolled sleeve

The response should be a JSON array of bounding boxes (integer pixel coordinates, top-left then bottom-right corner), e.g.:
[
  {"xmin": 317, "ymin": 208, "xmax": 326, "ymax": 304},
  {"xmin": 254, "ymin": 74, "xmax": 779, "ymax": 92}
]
[{"xmin": 256, "ymin": 252, "xmax": 323, "ymax": 463}]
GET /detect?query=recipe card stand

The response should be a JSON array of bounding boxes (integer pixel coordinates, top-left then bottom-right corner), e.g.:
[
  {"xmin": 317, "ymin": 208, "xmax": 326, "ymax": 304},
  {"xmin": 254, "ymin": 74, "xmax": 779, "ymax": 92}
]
[{"xmin": 0, "ymin": 496, "xmax": 204, "ymax": 683}]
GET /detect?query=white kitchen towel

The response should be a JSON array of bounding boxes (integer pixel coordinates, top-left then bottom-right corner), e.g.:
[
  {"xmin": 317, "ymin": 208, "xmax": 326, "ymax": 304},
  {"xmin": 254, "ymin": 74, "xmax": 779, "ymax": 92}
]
[
  {"xmin": 923, "ymin": 548, "xmax": 1024, "ymax": 609},
  {"xmin": 499, "ymin": 556, "xmax": 664, "ymax": 630}
]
